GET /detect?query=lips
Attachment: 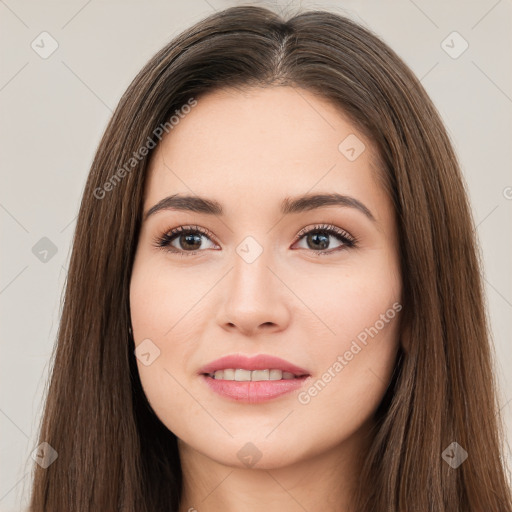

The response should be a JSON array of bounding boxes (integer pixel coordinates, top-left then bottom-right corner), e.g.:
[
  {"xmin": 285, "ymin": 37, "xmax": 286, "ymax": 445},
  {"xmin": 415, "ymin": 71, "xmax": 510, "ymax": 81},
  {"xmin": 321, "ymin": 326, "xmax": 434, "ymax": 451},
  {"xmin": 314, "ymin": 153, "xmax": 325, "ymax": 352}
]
[
  {"xmin": 198, "ymin": 354, "xmax": 311, "ymax": 403},
  {"xmin": 198, "ymin": 354, "xmax": 310, "ymax": 377}
]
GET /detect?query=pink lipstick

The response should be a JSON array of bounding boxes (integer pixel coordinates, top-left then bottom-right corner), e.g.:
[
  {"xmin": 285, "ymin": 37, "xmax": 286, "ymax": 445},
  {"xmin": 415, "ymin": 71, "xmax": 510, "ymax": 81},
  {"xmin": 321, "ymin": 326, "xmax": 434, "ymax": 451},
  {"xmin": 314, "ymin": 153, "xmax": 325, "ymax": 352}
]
[{"xmin": 198, "ymin": 354, "xmax": 311, "ymax": 403}]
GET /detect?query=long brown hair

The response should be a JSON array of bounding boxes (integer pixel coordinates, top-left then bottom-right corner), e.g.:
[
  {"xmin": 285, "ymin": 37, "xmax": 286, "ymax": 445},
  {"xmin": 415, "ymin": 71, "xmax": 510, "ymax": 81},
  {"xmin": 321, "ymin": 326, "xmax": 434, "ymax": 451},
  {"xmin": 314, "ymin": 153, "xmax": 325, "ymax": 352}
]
[{"xmin": 29, "ymin": 5, "xmax": 511, "ymax": 511}]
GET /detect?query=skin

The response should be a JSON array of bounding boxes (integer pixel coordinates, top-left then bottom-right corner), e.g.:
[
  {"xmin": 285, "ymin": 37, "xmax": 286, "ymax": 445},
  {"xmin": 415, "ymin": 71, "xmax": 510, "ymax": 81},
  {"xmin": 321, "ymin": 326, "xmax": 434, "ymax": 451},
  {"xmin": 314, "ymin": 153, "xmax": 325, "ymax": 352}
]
[{"xmin": 129, "ymin": 86, "xmax": 402, "ymax": 512}]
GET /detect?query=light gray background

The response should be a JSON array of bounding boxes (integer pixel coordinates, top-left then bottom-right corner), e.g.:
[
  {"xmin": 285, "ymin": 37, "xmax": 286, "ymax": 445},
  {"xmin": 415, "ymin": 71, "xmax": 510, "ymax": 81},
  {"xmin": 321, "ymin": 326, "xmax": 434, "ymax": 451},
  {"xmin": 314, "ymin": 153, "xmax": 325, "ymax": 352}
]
[{"xmin": 1, "ymin": 0, "xmax": 511, "ymax": 510}]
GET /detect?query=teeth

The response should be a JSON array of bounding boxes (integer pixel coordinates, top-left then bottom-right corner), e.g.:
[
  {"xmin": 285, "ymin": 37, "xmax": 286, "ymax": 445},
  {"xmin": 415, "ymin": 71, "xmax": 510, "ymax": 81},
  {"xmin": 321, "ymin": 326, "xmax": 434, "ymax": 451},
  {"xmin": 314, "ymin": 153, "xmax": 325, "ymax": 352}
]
[
  {"xmin": 234, "ymin": 369, "xmax": 251, "ymax": 381},
  {"xmin": 210, "ymin": 369, "xmax": 299, "ymax": 381},
  {"xmin": 222, "ymin": 369, "xmax": 235, "ymax": 380},
  {"xmin": 252, "ymin": 369, "xmax": 269, "ymax": 381},
  {"xmin": 269, "ymin": 369, "xmax": 282, "ymax": 380}
]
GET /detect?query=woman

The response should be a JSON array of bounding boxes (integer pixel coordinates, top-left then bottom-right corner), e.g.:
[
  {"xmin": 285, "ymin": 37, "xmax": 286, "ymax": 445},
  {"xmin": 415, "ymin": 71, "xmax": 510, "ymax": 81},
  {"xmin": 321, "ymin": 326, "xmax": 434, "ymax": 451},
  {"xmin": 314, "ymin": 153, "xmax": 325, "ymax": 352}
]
[{"xmin": 29, "ymin": 5, "xmax": 512, "ymax": 511}]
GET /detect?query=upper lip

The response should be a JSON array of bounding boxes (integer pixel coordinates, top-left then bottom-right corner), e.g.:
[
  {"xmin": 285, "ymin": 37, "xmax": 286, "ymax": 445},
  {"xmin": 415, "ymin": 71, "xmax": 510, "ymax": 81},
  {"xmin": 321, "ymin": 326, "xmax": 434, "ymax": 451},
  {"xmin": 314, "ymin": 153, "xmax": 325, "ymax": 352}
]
[{"xmin": 199, "ymin": 354, "xmax": 310, "ymax": 376}]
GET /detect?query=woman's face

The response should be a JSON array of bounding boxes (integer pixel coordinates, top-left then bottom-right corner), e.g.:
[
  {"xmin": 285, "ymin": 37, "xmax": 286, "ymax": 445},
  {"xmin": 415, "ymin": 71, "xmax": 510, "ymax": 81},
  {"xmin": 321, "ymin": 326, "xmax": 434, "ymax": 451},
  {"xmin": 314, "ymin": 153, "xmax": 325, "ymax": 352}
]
[{"xmin": 130, "ymin": 86, "xmax": 402, "ymax": 469}]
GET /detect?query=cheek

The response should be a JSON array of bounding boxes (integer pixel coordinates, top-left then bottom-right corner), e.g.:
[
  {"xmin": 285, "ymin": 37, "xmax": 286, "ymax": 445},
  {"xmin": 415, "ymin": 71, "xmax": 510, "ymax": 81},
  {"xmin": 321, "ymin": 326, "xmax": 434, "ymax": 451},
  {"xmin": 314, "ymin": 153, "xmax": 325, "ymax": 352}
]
[
  {"xmin": 129, "ymin": 253, "xmax": 210, "ymax": 338},
  {"xmin": 293, "ymin": 287, "xmax": 400, "ymax": 459},
  {"xmin": 129, "ymin": 253, "xmax": 213, "ymax": 422},
  {"xmin": 296, "ymin": 252, "xmax": 401, "ymax": 351},
  {"xmin": 292, "ymin": 258, "xmax": 401, "ymax": 426}
]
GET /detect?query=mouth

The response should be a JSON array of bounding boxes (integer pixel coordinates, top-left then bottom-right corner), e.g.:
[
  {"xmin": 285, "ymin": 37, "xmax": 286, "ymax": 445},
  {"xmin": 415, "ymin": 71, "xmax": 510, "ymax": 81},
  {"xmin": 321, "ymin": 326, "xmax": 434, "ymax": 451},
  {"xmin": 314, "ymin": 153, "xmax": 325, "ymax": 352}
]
[
  {"xmin": 203, "ymin": 368, "xmax": 308, "ymax": 381},
  {"xmin": 198, "ymin": 354, "xmax": 311, "ymax": 403}
]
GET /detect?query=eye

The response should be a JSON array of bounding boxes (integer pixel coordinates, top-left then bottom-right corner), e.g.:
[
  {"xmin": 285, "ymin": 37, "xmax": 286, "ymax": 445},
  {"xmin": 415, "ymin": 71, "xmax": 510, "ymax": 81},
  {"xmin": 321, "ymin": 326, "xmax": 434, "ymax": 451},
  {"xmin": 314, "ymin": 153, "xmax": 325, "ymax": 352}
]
[
  {"xmin": 152, "ymin": 225, "xmax": 218, "ymax": 256},
  {"xmin": 153, "ymin": 223, "xmax": 357, "ymax": 257},
  {"xmin": 291, "ymin": 223, "xmax": 357, "ymax": 255}
]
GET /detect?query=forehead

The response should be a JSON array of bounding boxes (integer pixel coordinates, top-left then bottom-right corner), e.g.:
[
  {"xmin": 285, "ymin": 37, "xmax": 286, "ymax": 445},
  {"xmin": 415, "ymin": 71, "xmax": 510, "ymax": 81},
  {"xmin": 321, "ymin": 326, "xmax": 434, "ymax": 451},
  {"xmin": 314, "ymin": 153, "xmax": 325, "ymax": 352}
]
[{"xmin": 144, "ymin": 86, "xmax": 385, "ymax": 218}]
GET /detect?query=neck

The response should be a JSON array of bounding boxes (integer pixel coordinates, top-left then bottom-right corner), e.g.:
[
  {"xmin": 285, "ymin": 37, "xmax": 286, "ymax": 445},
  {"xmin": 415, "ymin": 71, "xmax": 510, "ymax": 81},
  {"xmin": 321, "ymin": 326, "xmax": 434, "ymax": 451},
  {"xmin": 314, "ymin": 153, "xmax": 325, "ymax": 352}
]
[{"xmin": 177, "ymin": 419, "xmax": 374, "ymax": 512}]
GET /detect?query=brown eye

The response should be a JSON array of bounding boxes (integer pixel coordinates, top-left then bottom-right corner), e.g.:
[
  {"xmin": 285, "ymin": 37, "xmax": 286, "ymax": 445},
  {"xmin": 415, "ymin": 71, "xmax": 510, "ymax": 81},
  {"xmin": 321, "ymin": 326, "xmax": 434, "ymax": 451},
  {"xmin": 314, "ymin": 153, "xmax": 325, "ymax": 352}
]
[
  {"xmin": 176, "ymin": 232, "xmax": 203, "ymax": 251},
  {"xmin": 293, "ymin": 224, "xmax": 356, "ymax": 255},
  {"xmin": 304, "ymin": 231, "xmax": 330, "ymax": 251},
  {"xmin": 154, "ymin": 225, "xmax": 218, "ymax": 255}
]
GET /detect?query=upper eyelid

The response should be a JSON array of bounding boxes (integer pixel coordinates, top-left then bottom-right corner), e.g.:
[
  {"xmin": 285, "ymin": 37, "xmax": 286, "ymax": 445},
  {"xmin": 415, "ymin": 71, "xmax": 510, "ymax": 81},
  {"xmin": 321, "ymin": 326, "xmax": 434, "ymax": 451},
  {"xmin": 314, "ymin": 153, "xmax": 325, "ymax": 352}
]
[
  {"xmin": 166, "ymin": 224, "xmax": 217, "ymax": 239},
  {"xmin": 295, "ymin": 224, "xmax": 354, "ymax": 241},
  {"xmin": 163, "ymin": 223, "xmax": 351, "ymax": 237}
]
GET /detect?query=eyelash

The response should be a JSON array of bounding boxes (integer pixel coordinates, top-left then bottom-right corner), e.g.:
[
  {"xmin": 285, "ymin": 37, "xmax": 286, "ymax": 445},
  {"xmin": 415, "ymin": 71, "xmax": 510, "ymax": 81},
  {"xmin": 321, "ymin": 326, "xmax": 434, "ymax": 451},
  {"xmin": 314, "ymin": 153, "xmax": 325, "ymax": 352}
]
[{"xmin": 152, "ymin": 223, "xmax": 358, "ymax": 257}]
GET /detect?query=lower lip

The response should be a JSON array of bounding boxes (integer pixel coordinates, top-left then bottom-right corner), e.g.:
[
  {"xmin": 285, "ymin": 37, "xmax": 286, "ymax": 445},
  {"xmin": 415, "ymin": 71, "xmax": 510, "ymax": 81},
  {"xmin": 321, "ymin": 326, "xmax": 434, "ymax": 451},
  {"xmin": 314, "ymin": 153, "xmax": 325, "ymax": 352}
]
[{"xmin": 201, "ymin": 374, "xmax": 310, "ymax": 403}]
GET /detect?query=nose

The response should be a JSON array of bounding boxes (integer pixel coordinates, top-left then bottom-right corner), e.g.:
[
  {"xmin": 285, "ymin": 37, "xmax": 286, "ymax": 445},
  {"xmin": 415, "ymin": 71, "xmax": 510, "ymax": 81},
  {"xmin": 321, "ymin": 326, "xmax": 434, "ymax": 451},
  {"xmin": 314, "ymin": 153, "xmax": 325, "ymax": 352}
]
[{"xmin": 215, "ymin": 247, "xmax": 291, "ymax": 336}]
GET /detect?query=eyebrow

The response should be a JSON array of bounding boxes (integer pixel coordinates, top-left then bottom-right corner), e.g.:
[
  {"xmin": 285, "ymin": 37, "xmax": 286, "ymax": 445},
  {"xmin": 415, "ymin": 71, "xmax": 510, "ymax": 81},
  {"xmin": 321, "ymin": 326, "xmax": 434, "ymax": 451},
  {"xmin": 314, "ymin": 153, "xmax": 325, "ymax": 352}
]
[{"xmin": 144, "ymin": 192, "xmax": 376, "ymax": 222}]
